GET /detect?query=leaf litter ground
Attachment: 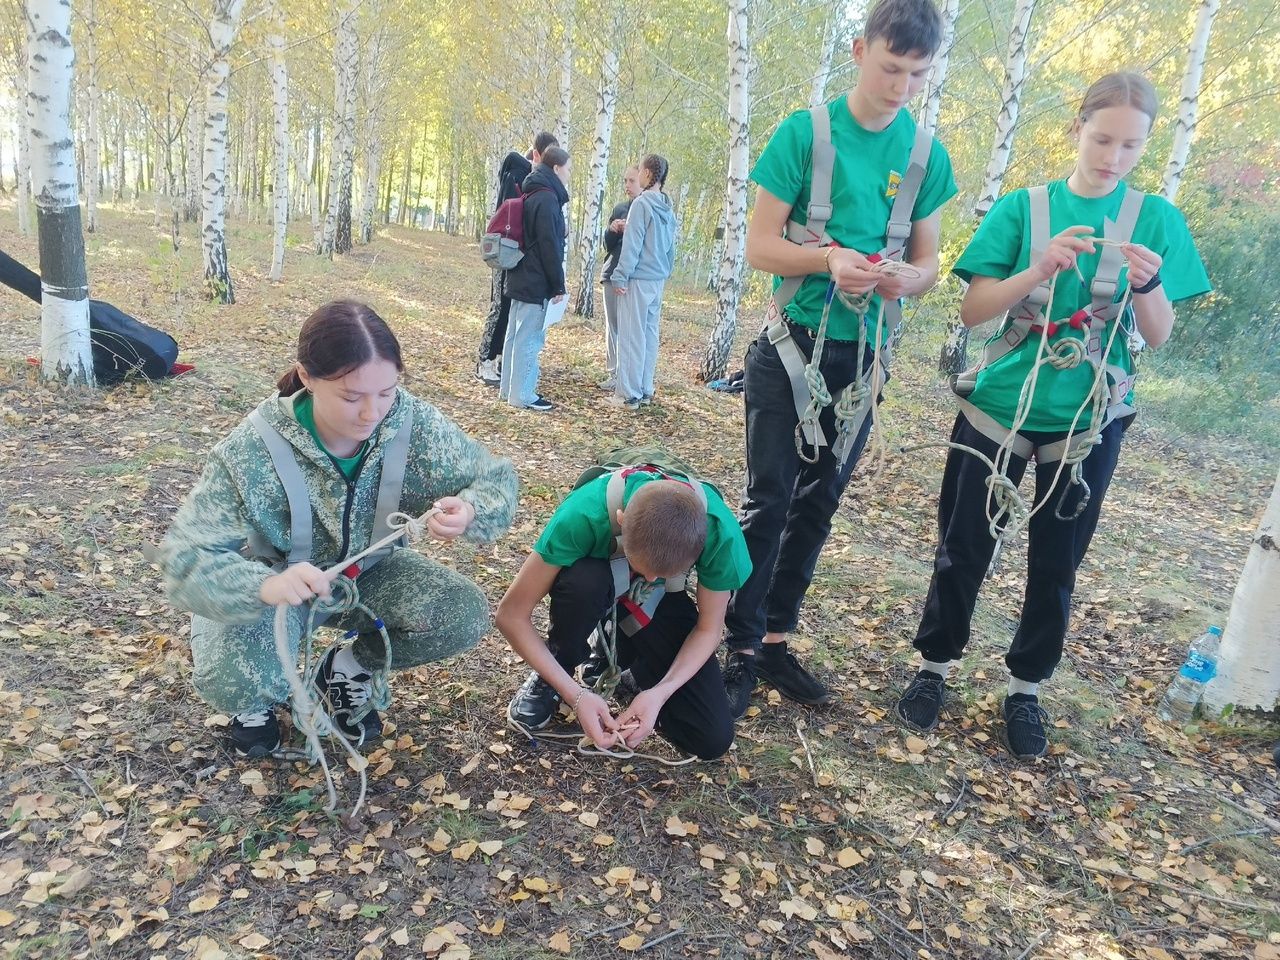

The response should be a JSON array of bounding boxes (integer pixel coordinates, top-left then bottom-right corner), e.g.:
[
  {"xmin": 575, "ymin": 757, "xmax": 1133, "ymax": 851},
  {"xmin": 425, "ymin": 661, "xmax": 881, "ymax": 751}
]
[{"xmin": 0, "ymin": 207, "xmax": 1277, "ymax": 960}]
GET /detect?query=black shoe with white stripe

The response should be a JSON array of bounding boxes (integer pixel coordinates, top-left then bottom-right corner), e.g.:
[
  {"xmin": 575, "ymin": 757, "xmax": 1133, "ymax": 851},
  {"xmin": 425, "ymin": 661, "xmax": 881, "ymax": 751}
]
[
  {"xmin": 229, "ymin": 708, "xmax": 281, "ymax": 758},
  {"xmin": 314, "ymin": 645, "xmax": 385, "ymax": 747}
]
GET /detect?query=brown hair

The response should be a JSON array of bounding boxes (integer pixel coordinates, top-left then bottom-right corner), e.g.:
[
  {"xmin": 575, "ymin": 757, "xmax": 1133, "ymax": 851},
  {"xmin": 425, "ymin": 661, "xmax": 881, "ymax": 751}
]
[
  {"xmin": 639, "ymin": 154, "xmax": 670, "ymax": 190},
  {"xmin": 622, "ymin": 480, "xmax": 707, "ymax": 579},
  {"xmin": 1079, "ymin": 72, "xmax": 1159, "ymax": 124},
  {"xmin": 541, "ymin": 145, "xmax": 570, "ymax": 170},
  {"xmin": 864, "ymin": 0, "xmax": 944, "ymax": 57},
  {"xmin": 276, "ymin": 300, "xmax": 404, "ymax": 396}
]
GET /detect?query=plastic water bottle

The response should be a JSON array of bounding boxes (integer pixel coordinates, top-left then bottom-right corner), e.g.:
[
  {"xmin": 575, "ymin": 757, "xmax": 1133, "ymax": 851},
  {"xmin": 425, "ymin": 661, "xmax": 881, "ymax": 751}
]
[{"xmin": 1157, "ymin": 626, "xmax": 1223, "ymax": 723}]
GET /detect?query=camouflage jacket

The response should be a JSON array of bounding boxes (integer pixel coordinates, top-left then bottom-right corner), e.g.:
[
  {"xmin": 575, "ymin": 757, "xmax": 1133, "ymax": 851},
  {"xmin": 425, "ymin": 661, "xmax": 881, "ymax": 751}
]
[{"xmin": 160, "ymin": 389, "xmax": 518, "ymax": 623}]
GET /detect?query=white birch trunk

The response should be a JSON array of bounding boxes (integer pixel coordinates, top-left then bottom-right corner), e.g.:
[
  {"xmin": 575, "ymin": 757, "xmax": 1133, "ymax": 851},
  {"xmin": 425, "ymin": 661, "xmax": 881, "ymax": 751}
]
[
  {"xmin": 201, "ymin": 0, "xmax": 245, "ymax": 304},
  {"xmin": 184, "ymin": 97, "xmax": 200, "ymax": 220},
  {"xmin": 268, "ymin": 4, "xmax": 288, "ymax": 281},
  {"xmin": 920, "ymin": 0, "xmax": 959, "ymax": 137},
  {"xmin": 680, "ymin": 186, "xmax": 707, "ymax": 271},
  {"xmin": 556, "ymin": 19, "xmax": 572, "ymax": 148},
  {"xmin": 17, "ymin": 81, "xmax": 33, "ymax": 235},
  {"xmin": 807, "ymin": 8, "xmax": 836, "ymax": 109},
  {"xmin": 941, "ymin": 0, "xmax": 1036, "ymax": 376},
  {"xmin": 1160, "ymin": 0, "xmax": 1220, "ymax": 202},
  {"xmin": 319, "ymin": 0, "xmax": 358, "ymax": 256},
  {"xmin": 84, "ymin": 0, "xmax": 100, "ymax": 232},
  {"xmin": 309, "ymin": 119, "xmax": 322, "ymax": 246},
  {"xmin": 700, "ymin": 0, "xmax": 751, "ymax": 383},
  {"xmin": 27, "ymin": 0, "xmax": 94, "ymax": 386},
  {"xmin": 572, "ymin": 47, "xmax": 619, "ymax": 319},
  {"xmin": 1201, "ymin": 466, "xmax": 1280, "ymax": 717},
  {"xmin": 358, "ymin": 31, "xmax": 384, "ymax": 244}
]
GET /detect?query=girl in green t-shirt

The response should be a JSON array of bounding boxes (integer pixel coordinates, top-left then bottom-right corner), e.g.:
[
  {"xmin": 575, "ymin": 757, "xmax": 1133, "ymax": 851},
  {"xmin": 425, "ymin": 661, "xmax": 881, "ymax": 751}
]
[{"xmin": 896, "ymin": 73, "xmax": 1210, "ymax": 760}]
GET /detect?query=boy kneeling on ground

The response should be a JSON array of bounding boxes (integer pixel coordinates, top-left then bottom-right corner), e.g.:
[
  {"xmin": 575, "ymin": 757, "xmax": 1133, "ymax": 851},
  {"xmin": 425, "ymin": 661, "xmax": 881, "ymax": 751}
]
[{"xmin": 496, "ymin": 464, "xmax": 752, "ymax": 760}]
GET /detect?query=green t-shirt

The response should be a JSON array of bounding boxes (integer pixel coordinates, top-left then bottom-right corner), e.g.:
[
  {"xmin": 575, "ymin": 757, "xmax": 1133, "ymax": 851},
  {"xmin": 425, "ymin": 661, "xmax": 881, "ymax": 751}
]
[
  {"xmin": 534, "ymin": 472, "xmax": 752, "ymax": 593},
  {"xmin": 291, "ymin": 393, "xmax": 368, "ymax": 479},
  {"xmin": 750, "ymin": 96, "xmax": 958, "ymax": 342},
  {"xmin": 956, "ymin": 180, "xmax": 1212, "ymax": 431}
]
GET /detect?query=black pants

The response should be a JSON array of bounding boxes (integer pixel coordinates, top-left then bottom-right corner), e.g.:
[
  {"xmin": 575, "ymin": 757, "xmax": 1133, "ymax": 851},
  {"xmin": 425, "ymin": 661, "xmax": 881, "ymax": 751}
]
[
  {"xmin": 913, "ymin": 412, "xmax": 1126, "ymax": 682},
  {"xmin": 724, "ymin": 324, "xmax": 876, "ymax": 651},
  {"xmin": 478, "ymin": 271, "xmax": 511, "ymax": 363},
  {"xmin": 547, "ymin": 558, "xmax": 734, "ymax": 760}
]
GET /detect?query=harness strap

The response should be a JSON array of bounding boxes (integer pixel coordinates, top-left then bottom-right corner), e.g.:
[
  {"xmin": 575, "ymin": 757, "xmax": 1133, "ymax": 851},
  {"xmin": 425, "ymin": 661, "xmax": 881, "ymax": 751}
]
[
  {"xmin": 248, "ymin": 410, "xmax": 313, "ymax": 567},
  {"xmin": 354, "ymin": 405, "xmax": 415, "ymax": 573},
  {"xmin": 956, "ymin": 398, "xmax": 1107, "ymax": 466},
  {"xmin": 767, "ymin": 314, "xmax": 826, "ymax": 449}
]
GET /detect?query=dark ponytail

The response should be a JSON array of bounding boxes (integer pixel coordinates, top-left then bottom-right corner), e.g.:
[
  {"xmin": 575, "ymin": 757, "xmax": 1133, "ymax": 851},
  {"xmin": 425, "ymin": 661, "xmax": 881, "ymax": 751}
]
[
  {"xmin": 640, "ymin": 153, "xmax": 670, "ymax": 192},
  {"xmin": 276, "ymin": 300, "xmax": 404, "ymax": 396}
]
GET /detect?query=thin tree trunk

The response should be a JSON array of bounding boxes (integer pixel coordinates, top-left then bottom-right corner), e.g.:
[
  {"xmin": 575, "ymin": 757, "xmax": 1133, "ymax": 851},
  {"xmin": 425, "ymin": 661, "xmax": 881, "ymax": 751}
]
[
  {"xmin": 320, "ymin": 0, "xmax": 357, "ymax": 256},
  {"xmin": 1202, "ymin": 465, "xmax": 1280, "ymax": 717},
  {"xmin": 27, "ymin": 0, "xmax": 94, "ymax": 385},
  {"xmin": 681, "ymin": 186, "xmax": 707, "ymax": 271},
  {"xmin": 309, "ymin": 119, "xmax": 322, "ymax": 246},
  {"xmin": 808, "ymin": 7, "xmax": 836, "ymax": 109},
  {"xmin": 84, "ymin": 0, "xmax": 100, "ymax": 232},
  {"xmin": 358, "ymin": 30, "xmax": 383, "ymax": 244},
  {"xmin": 16, "ymin": 66, "xmax": 33, "ymax": 235},
  {"xmin": 201, "ymin": 0, "xmax": 246, "ymax": 304},
  {"xmin": 573, "ymin": 47, "xmax": 619, "ymax": 319},
  {"xmin": 1161, "ymin": 0, "xmax": 1220, "ymax": 202},
  {"xmin": 381, "ymin": 156, "xmax": 393, "ymax": 224},
  {"xmin": 114, "ymin": 113, "xmax": 125, "ymax": 201},
  {"xmin": 268, "ymin": 2, "xmax": 289, "ymax": 281},
  {"xmin": 940, "ymin": 0, "xmax": 1037, "ymax": 377},
  {"xmin": 556, "ymin": 18, "xmax": 572, "ymax": 147},
  {"xmin": 398, "ymin": 127, "xmax": 412, "ymax": 224},
  {"xmin": 700, "ymin": 0, "xmax": 751, "ymax": 383},
  {"xmin": 184, "ymin": 95, "xmax": 200, "ymax": 220},
  {"xmin": 920, "ymin": 0, "xmax": 959, "ymax": 137}
]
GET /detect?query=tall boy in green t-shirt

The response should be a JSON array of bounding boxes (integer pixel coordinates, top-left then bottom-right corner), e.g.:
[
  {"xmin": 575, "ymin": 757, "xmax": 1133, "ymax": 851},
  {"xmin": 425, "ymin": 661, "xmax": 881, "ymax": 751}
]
[
  {"xmin": 723, "ymin": 0, "xmax": 958, "ymax": 717},
  {"xmin": 496, "ymin": 468, "xmax": 752, "ymax": 760}
]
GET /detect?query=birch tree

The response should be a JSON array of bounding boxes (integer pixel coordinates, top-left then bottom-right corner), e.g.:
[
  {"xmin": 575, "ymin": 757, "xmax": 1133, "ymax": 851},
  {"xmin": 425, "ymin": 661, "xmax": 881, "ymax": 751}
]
[
  {"xmin": 11, "ymin": 50, "xmax": 33, "ymax": 235},
  {"xmin": 940, "ymin": 0, "xmax": 1037, "ymax": 376},
  {"xmin": 268, "ymin": 1, "xmax": 288, "ymax": 281},
  {"xmin": 700, "ymin": 0, "xmax": 751, "ymax": 383},
  {"xmin": 1161, "ymin": 0, "xmax": 1220, "ymax": 202},
  {"xmin": 1201, "ymin": 465, "xmax": 1280, "ymax": 718},
  {"xmin": 920, "ymin": 0, "xmax": 959, "ymax": 137},
  {"xmin": 555, "ymin": 18, "xmax": 572, "ymax": 148},
  {"xmin": 808, "ymin": 7, "xmax": 836, "ymax": 109},
  {"xmin": 572, "ymin": 46, "xmax": 620, "ymax": 319},
  {"xmin": 201, "ymin": 0, "xmax": 246, "ymax": 304},
  {"xmin": 27, "ymin": 0, "xmax": 94, "ymax": 385},
  {"xmin": 83, "ymin": 0, "xmax": 100, "ymax": 233},
  {"xmin": 320, "ymin": 0, "xmax": 358, "ymax": 256},
  {"xmin": 358, "ymin": 26, "xmax": 388, "ymax": 244}
]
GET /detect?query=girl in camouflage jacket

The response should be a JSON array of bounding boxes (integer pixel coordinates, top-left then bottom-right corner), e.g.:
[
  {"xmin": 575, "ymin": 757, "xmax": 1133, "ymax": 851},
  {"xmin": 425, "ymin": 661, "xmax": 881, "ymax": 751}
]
[{"xmin": 160, "ymin": 301, "xmax": 518, "ymax": 757}]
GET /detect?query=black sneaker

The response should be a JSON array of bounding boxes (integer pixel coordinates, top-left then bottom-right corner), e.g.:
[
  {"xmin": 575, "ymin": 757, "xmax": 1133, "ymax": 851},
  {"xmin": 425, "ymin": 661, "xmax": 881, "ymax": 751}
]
[
  {"xmin": 580, "ymin": 626, "xmax": 614, "ymax": 691},
  {"xmin": 525, "ymin": 395, "xmax": 555, "ymax": 412},
  {"xmin": 722, "ymin": 652, "xmax": 757, "ymax": 720},
  {"xmin": 895, "ymin": 670, "xmax": 947, "ymax": 733},
  {"xmin": 756, "ymin": 646, "xmax": 830, "ymax": 706},
  {"xmin": 314, "ymin": 645, "xmax": 385, "ymax": 747},
  {"xmin": 229, "ymin": 708, "xmax": 281, "ymax": 758},
  {"xmin": 507, "ymin": 672, "xmax": 561, "ymax": 730},
  {"xmin": 1002, "ymin": 694, "xmax": 1050, "ymax": 760}
]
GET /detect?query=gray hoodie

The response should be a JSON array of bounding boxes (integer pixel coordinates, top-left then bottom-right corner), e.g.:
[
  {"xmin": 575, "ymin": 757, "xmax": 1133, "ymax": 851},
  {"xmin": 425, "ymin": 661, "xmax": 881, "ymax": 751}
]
[{"xmin": 611, "ymin": 190, "xmax": 676, "ymax": 285}]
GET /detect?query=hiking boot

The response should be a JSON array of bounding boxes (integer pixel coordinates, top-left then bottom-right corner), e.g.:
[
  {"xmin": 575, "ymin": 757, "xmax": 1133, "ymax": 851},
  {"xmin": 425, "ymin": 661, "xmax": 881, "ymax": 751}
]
[
  {"xmin": 475, "ymin": 359, "xmax": 500, "ymax": 386},
  {"xmin": 314, "ymin": 645, "xmax": 385, "ymax": 747},
  {"xmin": 507, "ymin": 672, "xmax": 562, "ymax": 730},
  {"xmin": 228, "ymin": 708, "xmax": 281, "ymax": 758},
  {"xmin": 597, "ymin": 376, "xmax": 616, "ymax": 390},
  {"xmin": 757, "ymin": 646, "xmax": 830, "ymax": 706},
  {"xmin": 1002, "ymin": 694, "xmax": 1050, "ymax": 760},
  {"xmin": 524, "ymin": 395, "xmax": 555, "ymax": 412},
  {"xmin": 895, "ymin": 670, "xmax": 947, "ymax": 733},
  {"xmin": 722, "ymin": 651, "xmax": 757, "ymax": 720},
  {"xmin": 605, "ymin": 394, "xmax": 640, "ymax": 410}
]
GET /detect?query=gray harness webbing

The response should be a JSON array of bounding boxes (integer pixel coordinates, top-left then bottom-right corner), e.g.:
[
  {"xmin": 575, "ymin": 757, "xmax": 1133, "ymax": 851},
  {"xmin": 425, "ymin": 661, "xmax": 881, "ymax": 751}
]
[
  {"xmin": 245, "ymin": 405, "xmax": 415, "ymax": 574},
  {"xmin": 767, "ymin": 104, "xmax": 933, "ymax": 464},
  {"xmin": 952, "ymin": 185, "xmax": 1146, "ymax": 463},
  {"xmin": 602, "ymin": 467, "xmax": 708, "ymax": 637}
]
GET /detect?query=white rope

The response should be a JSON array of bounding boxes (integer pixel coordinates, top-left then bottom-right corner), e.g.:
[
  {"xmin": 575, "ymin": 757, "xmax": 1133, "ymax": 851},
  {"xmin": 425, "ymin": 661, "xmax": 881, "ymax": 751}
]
[
  {"xmin": 506, "ymin": 712, "xmax": 699, "ymax": 767},
  {"xmin": 271, "ymin": 506, "xmax": 441, "ymax": 816}
]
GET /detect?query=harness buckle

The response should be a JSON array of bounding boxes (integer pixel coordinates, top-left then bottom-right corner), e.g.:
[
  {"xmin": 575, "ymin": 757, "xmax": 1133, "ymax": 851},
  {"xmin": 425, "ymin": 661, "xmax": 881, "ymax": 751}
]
[
  {"xmin": 1092, "ymin": 278, "xmax": 1118, "ymax": 300},
  {"xmin": 806, "ymin": 202, "xmax": 833, "ymax": 222}
]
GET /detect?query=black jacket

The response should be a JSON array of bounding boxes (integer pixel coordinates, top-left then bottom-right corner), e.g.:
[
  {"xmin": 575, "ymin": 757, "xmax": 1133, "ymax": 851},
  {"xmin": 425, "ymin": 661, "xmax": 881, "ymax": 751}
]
[
  {"xmin": 496, "ymin": 151, "xmax": 532, "ymax": 208},
  {"xmin": 505, "ymin": 164, "xmax": 569, "ymax": 305},
  {"xmin": 600, "ymin": 198, "xmax": 634, "ymax": 281}
]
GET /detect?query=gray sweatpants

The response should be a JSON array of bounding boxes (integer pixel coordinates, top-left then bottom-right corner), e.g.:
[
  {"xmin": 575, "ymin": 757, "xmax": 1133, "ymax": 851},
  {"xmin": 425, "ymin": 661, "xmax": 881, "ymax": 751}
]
[
  {"xmin": 614, "ymin": 277, "xmax": 666, "ymax": 402},
  {"xmin": 602, "ymin": 283, "xmax": 620, "ymax": 378},
  {"xmin": 190, "ymin": 549, "xmax": 489, "ymax": 714}
]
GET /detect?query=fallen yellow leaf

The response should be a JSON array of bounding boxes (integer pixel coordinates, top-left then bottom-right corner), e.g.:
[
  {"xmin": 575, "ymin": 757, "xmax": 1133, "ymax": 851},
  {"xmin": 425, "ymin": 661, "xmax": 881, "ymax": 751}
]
[
  {"xmin": 618, "ymin": 933, "xmax": 645, "ymax": 951},
  {"xmin": 548, "ymin": 929, "xmax": 571, "ymax": 954}
]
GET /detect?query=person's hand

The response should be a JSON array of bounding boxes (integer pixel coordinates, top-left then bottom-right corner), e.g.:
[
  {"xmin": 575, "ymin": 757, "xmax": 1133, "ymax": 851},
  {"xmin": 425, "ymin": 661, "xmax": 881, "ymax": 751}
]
[
  {"xmin": 827, "ymin": 247, "xmax": 883, "ymax": 296},
  {"xmin": 1034, "ymin": 226, "xmax": 1096, "ymax": 281},
  {"xmin": 551, "ymin": 294, "xmax": 566, "ymax": 304},
  {"xmin": 575, "ymin": 689, "xmax": 622, "ymax": 749},
  {"xmin": 610, "ymin": 218, "xmax": 627, "ymax": 232},
  {"xmin": 873, "ymin": 263, "xmax": 915, "ymax": 300},
  {"xmin": 615, "ymin": 688, "xmax": 664, "ymax": 749},
  {"xmin": 614, "ymin": 285, "xmax": 628, "ymax": 296},
  {"xmin": 260, "ymin": 562, "xmax": 331, "ymax": 606},
  {"xmin": 1121, "ymin": 242, "xmax": 1162, "ymax": 289},
  {"xmin": 427, "ymin": 497, "xmax": 474, "ymax": 540}
]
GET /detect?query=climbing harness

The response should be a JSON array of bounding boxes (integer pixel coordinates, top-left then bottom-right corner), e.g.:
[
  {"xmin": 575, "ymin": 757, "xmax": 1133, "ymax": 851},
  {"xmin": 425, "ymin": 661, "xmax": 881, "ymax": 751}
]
[
  {"xmin": 767, "ymin": 102, "xmax": 933, "ymax": 470},
  {"xmin": 918, "ymin": 184, "xmax": 1146, "ymax": 573}
]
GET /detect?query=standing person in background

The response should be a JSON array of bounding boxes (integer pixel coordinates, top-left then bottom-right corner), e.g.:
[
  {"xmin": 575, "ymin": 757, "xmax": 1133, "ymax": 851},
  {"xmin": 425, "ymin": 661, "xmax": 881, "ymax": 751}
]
[
  {"xmin": 610, "ymin": 155, "xmax": 677, "ymax": 410},
  {"xmin": 476, "ymin": 132, "xmax": 560, "ymax": 387},
  {"xmin": 598, "ymin": 165, "xmax": 642, "ymax": 391},
  {"xmin": 499, "ymin": 146, "xmax": 572, "ymax": 412}
]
